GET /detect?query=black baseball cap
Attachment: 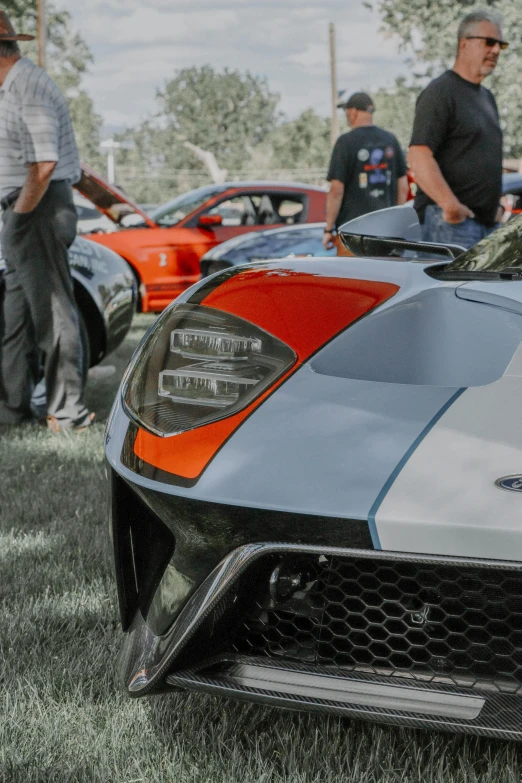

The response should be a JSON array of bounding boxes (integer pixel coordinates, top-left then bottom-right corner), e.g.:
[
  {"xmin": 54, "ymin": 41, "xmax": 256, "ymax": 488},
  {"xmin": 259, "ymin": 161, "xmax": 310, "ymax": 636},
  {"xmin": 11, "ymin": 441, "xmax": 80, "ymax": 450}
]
[{"xmin": 337, "ymin": 91, "xmax": 375, "ymax": 112}]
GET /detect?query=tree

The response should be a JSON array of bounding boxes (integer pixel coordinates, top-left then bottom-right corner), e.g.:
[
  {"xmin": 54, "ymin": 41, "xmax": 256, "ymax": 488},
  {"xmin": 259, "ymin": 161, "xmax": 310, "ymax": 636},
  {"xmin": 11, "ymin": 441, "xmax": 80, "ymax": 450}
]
[
  {"xmin": 118, "ymin": 66, "xmax": 281, "ymax": 201},
  {"xmin": 2, "ymin": 0, "xmax": 103, "ymax": 167},
  {"xmin": 266, "ymin": 109, "xmax": 331, "ymax": 171},
  {"xmin": 156, "ymin": 65, "xmax": 281, "ymax": 171},
  {"xmin": 368, "ymin": 0, "xmax": 522, "ymax": 156}
]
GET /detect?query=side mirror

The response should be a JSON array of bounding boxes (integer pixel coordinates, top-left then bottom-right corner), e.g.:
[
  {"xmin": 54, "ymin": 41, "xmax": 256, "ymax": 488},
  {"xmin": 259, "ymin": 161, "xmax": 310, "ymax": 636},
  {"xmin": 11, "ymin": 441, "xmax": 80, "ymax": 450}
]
[{"xmin": 198, "ymin": 214, "xmax": 223, "ymax": 228}]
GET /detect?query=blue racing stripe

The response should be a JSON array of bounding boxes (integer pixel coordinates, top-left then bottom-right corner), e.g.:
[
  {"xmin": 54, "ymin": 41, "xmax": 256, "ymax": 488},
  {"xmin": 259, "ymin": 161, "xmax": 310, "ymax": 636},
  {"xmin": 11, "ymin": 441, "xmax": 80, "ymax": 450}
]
[{"xmin": 367, "ymin": 388, "xmax": 467, "ymax": 549}]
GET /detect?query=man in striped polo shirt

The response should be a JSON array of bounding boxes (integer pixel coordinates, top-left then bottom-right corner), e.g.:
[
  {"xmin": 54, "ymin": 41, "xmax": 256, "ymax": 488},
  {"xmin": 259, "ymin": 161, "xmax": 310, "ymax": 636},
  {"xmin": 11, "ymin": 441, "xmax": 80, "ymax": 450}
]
[{"xmin": 0, "ymin": 11, "xmax": 93, "ymax": 431}]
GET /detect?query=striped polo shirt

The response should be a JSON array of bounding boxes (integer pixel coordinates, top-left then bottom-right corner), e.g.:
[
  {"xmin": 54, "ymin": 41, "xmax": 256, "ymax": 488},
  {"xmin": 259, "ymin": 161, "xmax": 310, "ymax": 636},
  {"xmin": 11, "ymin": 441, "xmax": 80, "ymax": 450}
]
[{"xmin": 0, "ymin": 57, "xmax": 81, "ymax": 199}]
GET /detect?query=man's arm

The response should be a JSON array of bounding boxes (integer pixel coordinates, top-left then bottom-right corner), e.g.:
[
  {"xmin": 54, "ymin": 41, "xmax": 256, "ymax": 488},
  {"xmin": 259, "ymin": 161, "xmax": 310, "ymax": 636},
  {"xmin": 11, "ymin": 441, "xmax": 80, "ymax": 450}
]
[
  {"xmin": 323, "ymin": 179, "xmax": 344, "ymax": 250},
  {"xmin": 408, "ymin": 145, "xmax": 474, "ymax": 224},
  {"xmin": 14, "ymin": 161, "xmax": 56, "ymax": 213},
  {"xmin": 396, "ymin": 175, "xmax": 409, "ymax": 206}
]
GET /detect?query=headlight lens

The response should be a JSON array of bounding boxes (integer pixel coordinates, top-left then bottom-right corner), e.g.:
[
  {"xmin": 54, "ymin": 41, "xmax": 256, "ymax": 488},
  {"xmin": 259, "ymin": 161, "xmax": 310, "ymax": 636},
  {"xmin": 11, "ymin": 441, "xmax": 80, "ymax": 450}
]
[{"xmin": 122, "ymin": 304, "xmax": 296, "ymax": 437}]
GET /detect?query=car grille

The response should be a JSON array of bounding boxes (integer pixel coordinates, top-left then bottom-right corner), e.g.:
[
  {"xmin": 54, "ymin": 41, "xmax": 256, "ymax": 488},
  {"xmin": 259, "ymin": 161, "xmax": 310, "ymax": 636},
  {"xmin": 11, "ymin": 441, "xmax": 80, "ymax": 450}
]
[{"xmin": 231, "ymin": 554, "xmax": 522, "ymax": 693}]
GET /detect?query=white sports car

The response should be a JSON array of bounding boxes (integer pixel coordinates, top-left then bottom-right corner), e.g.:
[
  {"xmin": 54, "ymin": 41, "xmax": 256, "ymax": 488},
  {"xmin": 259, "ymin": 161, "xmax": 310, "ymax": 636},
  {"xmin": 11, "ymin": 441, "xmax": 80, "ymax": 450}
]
[{"xmin": 106, "ymin": 205, "xmax": 522, "ymax": 740}]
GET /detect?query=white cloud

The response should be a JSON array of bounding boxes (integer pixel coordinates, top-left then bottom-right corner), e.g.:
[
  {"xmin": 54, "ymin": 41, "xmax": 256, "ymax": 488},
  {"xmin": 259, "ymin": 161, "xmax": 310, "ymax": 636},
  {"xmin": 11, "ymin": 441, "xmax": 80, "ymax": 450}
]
[{"xmin": 62, "ymin": 0, "xmax": 408, "ymax": 128}]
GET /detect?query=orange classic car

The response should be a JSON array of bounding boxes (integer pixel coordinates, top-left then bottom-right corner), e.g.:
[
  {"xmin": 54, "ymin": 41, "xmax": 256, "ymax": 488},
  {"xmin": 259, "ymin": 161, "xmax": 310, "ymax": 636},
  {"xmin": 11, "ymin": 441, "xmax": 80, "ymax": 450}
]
[{"xmin": 77, "ymin": 165, "xmax": 327, "ymax": 312}]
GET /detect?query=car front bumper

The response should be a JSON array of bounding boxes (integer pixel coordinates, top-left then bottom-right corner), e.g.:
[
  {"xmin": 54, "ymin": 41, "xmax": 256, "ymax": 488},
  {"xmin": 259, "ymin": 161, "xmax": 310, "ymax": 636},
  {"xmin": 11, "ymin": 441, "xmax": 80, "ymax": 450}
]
[{"xmin": 110, "ymin": 468, "xmax": 522, "ymax": 740}]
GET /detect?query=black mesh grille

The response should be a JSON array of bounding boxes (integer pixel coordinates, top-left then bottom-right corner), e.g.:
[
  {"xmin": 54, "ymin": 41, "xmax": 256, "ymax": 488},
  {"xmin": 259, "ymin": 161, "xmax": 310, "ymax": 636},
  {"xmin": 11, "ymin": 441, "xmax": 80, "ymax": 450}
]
[{"xmin": 232, "ymin": 554, "xmax": 522, "ymax": 693}]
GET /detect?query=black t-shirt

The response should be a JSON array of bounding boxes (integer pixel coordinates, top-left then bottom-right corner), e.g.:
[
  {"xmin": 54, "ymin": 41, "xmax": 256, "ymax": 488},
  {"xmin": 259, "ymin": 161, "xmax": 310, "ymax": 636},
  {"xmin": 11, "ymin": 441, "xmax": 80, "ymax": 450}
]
[
  {"xmin": 327, "ymin": 126, "xmax": 407, "ymax": 227},
  {"xmin": 410, "ymin": 70, "xmax": 502, "ymax": 226}
]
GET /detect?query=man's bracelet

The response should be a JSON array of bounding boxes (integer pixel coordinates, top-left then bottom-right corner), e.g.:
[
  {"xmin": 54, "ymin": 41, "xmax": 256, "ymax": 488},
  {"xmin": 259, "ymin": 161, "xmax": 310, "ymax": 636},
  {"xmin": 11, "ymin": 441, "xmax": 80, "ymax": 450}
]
[{"xmin": 324, "ymin": 228, "xmax": 335, "ymax": 234}]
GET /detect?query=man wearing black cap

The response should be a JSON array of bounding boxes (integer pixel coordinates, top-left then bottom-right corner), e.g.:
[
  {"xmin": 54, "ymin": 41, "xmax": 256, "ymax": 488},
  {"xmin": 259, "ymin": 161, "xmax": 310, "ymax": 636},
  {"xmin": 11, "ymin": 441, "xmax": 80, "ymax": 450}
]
[{"xmin": 323, "ymin": 91, "xmax": 408, "ymax": 251}]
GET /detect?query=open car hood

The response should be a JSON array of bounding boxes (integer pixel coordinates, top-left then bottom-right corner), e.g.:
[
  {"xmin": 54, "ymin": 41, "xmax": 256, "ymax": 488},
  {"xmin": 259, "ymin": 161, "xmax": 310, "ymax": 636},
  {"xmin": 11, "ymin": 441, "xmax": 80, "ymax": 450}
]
[{"xmin": 75, "ymin": 162, "xmax": 157, "ymax": 228}]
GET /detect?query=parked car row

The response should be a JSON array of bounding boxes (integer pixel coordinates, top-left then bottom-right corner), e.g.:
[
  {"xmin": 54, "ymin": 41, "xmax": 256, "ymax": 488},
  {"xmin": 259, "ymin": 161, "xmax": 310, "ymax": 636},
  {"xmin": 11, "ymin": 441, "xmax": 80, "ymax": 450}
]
[
  {"xmin": 72, "ymin": 166, "xmax": 522, "ymax": 306},
  {"xmin": 73, "ymin": 164, "xmax": 328, "ymax": 312},
  {"xmin": 3, "ymin": 165, "xmax": 521, "ymax": 385}
]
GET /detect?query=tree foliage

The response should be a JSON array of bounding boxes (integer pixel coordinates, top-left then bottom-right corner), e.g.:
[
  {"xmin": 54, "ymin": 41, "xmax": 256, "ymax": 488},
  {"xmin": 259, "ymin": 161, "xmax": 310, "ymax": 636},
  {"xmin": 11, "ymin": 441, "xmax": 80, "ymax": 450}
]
[
  {"xmin": 118, "ymin": 66, "xmax": 282, "ymax": 201},
  {"xmin": 267, "ymin": 109, "xmax": 331, "ymax": 170},
  {"xmin": 368, "ymin": 0, "xmax": 522, "ymax": 156},
  {"xmin": 373, "ymin": 77, "xmax": 420, "ymax": 151},
  {"xmin": 157, "ymin": 65, "xmax": 281, "ymax": 171}
]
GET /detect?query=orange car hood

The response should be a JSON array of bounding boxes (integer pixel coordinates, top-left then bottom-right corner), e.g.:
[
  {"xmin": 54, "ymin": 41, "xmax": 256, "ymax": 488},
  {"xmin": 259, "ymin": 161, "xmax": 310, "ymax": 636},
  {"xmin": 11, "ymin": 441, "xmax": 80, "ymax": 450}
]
[{"xmin": 76, "ymin": 162, "xmax": 157, "ymax": 228}]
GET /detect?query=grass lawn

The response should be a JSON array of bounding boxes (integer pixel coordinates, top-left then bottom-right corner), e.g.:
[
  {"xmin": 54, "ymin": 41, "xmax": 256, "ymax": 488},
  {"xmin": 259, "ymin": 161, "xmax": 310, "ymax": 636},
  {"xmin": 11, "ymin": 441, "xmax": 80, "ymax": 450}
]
[{"xmin": 2, "ymin": 314, "xmax": 522, "ymax": 782}]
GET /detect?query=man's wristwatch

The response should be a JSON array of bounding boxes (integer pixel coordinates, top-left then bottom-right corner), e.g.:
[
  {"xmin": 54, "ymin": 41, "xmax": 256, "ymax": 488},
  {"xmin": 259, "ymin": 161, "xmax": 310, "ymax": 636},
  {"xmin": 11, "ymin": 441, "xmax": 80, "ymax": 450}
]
[{"xmin": 324, "ymin": 227, "xmax": 335, "ymax": 234}]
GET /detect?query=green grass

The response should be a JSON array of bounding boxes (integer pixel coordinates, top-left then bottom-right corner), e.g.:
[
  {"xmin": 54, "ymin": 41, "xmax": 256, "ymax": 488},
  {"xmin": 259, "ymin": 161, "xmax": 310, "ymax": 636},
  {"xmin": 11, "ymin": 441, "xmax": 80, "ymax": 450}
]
[{"xmin": 2, "ymin": 314, "xmax": 522, "ymax": 782}]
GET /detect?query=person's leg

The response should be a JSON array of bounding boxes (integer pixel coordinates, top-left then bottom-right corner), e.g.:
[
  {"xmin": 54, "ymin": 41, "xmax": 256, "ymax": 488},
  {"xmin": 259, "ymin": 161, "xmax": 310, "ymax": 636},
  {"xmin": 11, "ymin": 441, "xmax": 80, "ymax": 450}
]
[
  {"xmin": 421, "ymin": 205, "xmax": 483, "ymax": 250},
  {"xmin": 0, "ymin": 262, "xmax": 38, "ymax": 423},
  {"xmin": 2, "ymin": 184, "xmax": 91, "ymax": 429},
  {"xmin": 37, "ymin": 183, "xmax": 91, "ymax": 428}
]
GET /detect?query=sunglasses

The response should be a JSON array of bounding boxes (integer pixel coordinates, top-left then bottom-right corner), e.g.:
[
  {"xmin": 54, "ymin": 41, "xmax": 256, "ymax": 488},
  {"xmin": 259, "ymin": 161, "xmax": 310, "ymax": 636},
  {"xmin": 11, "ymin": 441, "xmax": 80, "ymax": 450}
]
[{"xmin": 465, "ymin": 35, "xmax": 509, "ymax": 50}]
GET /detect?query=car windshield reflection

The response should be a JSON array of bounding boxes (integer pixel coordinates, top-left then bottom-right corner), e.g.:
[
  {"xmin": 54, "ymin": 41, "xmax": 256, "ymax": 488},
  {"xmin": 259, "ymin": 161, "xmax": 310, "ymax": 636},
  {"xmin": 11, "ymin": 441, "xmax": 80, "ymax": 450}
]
[
  {"xmin": 150, "ymin": 185, "xmax": 224, "ymax": 227},
  {"xmin": 446, "ymin": 214, "xmax": 522, "ymax": 272}
]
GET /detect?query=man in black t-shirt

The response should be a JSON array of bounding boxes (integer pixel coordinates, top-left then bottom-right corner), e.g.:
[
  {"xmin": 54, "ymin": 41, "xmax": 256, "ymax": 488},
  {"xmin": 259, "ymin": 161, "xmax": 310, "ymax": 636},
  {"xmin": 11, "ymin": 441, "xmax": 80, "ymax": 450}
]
[
  {"xmin": 323, "ymin": 92, "xmax": 408, "ymax": 251},
  {"xmin": 409, "ymin": 10, "xmax": 506, "ymax": 249}
]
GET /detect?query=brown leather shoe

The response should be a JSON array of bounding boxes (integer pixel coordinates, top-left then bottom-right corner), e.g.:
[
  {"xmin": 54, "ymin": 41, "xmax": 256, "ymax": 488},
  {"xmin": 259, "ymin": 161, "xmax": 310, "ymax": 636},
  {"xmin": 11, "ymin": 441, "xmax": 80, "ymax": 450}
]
[{"xmin": 46, "ymin": 412, "xmax": 95, "ymax": 434}]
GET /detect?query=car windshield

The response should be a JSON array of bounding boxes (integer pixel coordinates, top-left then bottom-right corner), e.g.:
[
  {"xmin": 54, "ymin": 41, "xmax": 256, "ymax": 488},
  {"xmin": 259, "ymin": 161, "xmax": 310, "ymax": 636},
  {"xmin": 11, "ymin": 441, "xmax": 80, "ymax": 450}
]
[
  {"xmin": 150, "ymin": 185, "xmax": 224, "ymax": 227},
  {"xmin": 444, "ymin": 214, "xmax": 522, "ymax": 273}
]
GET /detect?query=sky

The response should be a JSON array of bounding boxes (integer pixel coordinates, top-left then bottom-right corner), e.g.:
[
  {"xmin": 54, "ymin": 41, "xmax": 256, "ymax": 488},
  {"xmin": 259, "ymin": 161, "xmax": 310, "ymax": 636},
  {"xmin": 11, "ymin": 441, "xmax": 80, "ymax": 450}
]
[{"xmin": 64, "ymin": 0, "xmax": 409, "ymax": 133}]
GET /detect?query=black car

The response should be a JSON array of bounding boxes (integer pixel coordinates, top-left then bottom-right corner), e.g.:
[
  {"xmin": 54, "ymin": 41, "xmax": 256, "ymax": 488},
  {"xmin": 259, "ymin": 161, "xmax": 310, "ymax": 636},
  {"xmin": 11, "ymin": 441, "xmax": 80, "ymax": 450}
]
[{"xmin": 0, "ymin": 235, "xmax": 136, "ymax": 369}]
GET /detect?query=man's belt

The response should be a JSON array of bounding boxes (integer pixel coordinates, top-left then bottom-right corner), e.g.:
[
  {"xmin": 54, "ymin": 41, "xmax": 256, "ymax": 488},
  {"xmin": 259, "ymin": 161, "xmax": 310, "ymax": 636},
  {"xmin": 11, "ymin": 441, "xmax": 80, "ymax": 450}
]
[{"xmin": 0, "ymin": 189, "xmax": 21, "ymax": 211}]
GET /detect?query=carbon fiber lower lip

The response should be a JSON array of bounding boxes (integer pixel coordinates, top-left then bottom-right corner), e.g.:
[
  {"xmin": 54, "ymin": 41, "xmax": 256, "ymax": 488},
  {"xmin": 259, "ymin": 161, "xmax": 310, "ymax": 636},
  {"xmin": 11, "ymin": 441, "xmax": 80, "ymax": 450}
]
[
  {"xmin": 166, "ymin": 655, "xmax": 522, "ymax": 740},
  {"xmin": 169, "ymin": 660, "xmax": 484, "ymax": 719}
]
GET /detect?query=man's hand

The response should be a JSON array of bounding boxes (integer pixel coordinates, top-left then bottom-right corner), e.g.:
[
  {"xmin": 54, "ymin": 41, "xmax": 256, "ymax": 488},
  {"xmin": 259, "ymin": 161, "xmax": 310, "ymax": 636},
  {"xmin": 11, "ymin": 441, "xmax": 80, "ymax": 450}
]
[
  {"xmin": 408, "ymin": 146, "xmax": 474, "ymax": 225},
  {"xmin": 324, "ymin": 180, "xmax": 344, "ymax": 250},
  {"xmin": 441, "ymin": 199, "xmax": 475, "ymax": 224},
  {"xmin": 322, "ymin": 230, "xmax": 335, "ymax": 250}
]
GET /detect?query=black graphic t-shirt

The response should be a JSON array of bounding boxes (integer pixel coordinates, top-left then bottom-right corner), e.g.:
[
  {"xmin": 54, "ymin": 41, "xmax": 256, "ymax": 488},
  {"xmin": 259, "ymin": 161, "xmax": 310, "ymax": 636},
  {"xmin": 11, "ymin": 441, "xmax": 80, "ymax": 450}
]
[
  {"xmin": 410, "ymin": 70, "xmax": 502, "ymax": 226},
  {"xmin": 327, "ymin": 126, "xmax": 407, "ymax": 227}
]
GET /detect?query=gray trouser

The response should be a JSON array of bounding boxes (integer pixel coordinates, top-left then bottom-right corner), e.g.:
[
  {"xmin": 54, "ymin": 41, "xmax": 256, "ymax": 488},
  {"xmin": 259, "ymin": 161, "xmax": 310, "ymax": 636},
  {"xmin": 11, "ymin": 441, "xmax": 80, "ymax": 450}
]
[{"xmin": 0, "ymin": 181, "xmax": 90, "ymax": 427}]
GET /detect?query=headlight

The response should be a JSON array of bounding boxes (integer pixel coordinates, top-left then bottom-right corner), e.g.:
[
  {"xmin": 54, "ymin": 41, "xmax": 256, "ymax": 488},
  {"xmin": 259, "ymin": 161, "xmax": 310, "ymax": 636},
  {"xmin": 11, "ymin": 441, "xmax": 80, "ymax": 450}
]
[{"xmin": 122, "ymin": 304, "xmax": 296, "ymax": 437}]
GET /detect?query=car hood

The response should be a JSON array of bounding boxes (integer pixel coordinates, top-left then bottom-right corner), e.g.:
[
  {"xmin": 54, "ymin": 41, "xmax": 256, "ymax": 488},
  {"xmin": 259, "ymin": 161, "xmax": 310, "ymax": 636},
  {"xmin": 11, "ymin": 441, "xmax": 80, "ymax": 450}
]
[{"xmin": 75, "ymin": 162, "xmax": 157, "ymax": 228}]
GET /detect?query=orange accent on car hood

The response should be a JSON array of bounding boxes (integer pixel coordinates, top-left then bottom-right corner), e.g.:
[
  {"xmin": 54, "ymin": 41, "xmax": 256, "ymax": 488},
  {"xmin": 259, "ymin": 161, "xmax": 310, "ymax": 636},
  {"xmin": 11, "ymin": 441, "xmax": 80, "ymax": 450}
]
[{"xmin": 133, "ymin": 269, "xmax": 399, "ymax": 480}]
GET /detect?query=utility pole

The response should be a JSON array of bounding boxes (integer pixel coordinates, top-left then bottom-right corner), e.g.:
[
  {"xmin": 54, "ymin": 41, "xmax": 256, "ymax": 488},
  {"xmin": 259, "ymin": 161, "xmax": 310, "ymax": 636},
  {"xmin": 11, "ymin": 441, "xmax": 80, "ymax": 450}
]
[
  {"xmin": 37, "ymin": 0, "xmax": 46, "ymax": 70},
  {"xmin": 329, "ymin": 22, "xmax": 339, "ymax": 148},
  {"xmin": 100, "ymin": 138, "xmax": 121, "ymax": 184}
]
